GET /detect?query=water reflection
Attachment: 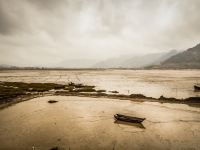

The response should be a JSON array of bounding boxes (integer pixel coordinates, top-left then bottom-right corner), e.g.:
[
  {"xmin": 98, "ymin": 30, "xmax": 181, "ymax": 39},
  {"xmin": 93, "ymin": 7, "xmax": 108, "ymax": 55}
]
[{"xmin": 0, "ymin": 69, "xmax": 200, "ymax": 98}]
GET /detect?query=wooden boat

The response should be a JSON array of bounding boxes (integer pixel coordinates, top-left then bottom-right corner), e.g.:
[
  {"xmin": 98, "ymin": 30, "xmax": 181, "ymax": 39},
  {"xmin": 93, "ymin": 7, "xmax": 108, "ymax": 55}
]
[
  {"xmin": 194, "ymin": 84, "xmax": 200, "ymax": 91},
  {"xmin": 114, "ymin": 114, "xmax": 145, "ymax": 123}
]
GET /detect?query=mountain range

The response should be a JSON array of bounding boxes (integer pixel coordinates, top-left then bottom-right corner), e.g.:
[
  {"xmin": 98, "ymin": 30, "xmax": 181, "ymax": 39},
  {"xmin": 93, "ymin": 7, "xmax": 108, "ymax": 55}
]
[
  {"xmin": 152, "ymin": 43, "xmax": 200, "ymax": 69},
  {"xmin": 0, "ymin": 43, "xmax": 199, "ymax": 69},
  {"xmin": 54, "ymin": 59, "xmax": 100, "ymax": 68},
  {"xmin": 94, "ymin": 50, "xmax": 178, "ymax": 68}
]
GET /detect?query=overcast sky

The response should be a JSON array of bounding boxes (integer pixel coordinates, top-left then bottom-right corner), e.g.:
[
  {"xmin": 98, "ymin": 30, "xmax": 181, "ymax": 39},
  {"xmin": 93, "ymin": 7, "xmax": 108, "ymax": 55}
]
[{"xmin": 0, "ymin": 0, "xmax": 200, "ymax": 66}]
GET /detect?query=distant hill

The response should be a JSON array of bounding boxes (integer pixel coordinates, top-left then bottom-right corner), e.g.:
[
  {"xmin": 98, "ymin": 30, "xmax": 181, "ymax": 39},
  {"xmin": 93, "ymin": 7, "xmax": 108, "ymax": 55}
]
[
  {"xmin": 94, "ymin": 50, "xmax": 177, "ymax": 68},
  {"xmin": 0, "ymin": 64, "xmax": 17, "ymax": 69},
  {"xmin": 153, "ymin": 43, "xmax": 200, "ymax": 69},
  {"xmin": 55, "ymin": 59, "xmax": 100, "ymax": 68},
  {"xmin": 3, "ymin": 43, "xmax": 199, "ymax": 69}
]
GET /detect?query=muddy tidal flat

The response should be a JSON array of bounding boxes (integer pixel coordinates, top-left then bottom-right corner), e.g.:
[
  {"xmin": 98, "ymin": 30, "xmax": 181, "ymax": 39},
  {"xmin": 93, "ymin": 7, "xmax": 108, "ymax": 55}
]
[
  {"xmin": 0, "ymin": 69, "xmax": 200, "ymax": 150},
  {"xmin": 0, "ymin": 96, "xmax": 200, "ymax": 150}
]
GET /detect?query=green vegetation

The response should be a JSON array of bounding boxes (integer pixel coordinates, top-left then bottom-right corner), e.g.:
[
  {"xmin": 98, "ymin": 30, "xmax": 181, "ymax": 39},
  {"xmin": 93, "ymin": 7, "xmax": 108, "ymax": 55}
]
[
  {"xmin": 65, "ymin": 82, "xmax": 96, "ymax": 92},
  {"xmin": 0, "ymin": 81, "xmax": 200, "ymax": 106},
  {"xmin": 0, "ymin": 85, "xmax": 26, "ymax": 102},
  {"xmin": 109, "ymin": 90, "xmax": 119, "ymax": 93},
  {"xmin": 0, "ymin": 82, "xmax": 65, "ymax": 92},
  {"xmin": 0, "ymin": 81, "xmax": 99, "ymax": 104},
  {"xmin": 129, "ymin": 94, "xmax": 147, "ymax": 99},
  {"xmin": 0, "ymin": 82, "xmax": 65, "ymax": 104},
  {"xmin": 96, "ymin": 90, "xmax": 106, "ymax": 93}
]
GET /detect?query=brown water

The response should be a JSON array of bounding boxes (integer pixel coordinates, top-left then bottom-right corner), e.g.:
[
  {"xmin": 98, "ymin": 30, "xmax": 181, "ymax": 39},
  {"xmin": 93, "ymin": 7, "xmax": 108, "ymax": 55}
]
[
  {"xmin": 0, "ymin": 69, "xmax": 200, "ymax": 98},
  {"xmin": 0, "ymin": 96, "xmax": 200, "ymax": 150}
]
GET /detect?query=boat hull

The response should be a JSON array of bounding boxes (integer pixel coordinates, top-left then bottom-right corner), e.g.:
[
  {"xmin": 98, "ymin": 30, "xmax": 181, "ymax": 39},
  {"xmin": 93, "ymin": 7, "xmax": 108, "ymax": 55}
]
[
  {"xmin": 114, "ymin": 114, "xmax": 145, "ymax": 123},
  {"xmin": 194, "ymin": 85, "xmax": 200, "ymax": 91}
]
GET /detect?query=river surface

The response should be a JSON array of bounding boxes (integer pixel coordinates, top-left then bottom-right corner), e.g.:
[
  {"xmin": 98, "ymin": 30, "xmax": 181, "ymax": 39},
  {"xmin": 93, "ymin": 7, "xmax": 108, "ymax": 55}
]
[
  {"xmin": 0, "ymin": 96, "xmax": 200, "ymax": 150},
  {"xmin": 0, "ymin": 69, "xmax": 200, "ymax": 98}
]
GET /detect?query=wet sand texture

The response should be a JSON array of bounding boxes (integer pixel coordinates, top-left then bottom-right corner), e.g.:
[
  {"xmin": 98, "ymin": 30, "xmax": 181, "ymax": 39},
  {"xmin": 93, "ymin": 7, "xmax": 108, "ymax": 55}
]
[{"xmin": 0, "ymin": 96, "xmax": 200, "ymax": 150}]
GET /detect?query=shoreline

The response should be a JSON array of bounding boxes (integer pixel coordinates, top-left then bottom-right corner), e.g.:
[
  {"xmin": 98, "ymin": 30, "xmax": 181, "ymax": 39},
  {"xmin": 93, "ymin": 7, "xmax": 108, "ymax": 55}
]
[
  {"xmin": 1, "ymin": 91, "xmax": 200, "ymax": 110},
  {"xmin": 0, "ymin": 94, "xmax": 47, "ymax": 110},
  {"xmin": 1, "ymin": 68, "xmax": 200, "ymax": 71},
  {"xmin": 0, "ymin": 81, "xmax": 200, "ymax": 109}
]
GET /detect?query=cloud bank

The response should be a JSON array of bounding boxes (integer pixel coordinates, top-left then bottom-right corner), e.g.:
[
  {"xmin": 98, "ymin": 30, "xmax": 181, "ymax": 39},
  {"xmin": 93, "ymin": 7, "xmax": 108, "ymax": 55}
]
[{"xmin": 0, "ymin": 0, "xmax": 200, "ymax": 66}]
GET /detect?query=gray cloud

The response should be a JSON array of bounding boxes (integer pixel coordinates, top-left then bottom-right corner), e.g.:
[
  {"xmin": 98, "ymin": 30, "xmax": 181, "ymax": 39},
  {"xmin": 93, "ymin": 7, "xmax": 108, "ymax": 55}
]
[
  {"xmin": 0, "ymin": 0, "xmax": 200, "ymax": 66},
  {"xmin": 29, "ymin": 0, "xmax": 67, "ymax": 13},
  {"xmin": 0, "ymin": 1, "xmax": 19, "ymax": 35}
]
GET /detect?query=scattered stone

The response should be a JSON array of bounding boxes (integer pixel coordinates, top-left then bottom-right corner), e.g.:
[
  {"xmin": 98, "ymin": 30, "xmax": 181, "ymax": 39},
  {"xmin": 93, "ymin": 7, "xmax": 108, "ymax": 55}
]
[
  {"xmin": 48, "ymin": 100, "xmax": 58, "ymax": 103},
  {"xmin": 50, "ymin": 146, "xmax": 64, "ymax": 150}
]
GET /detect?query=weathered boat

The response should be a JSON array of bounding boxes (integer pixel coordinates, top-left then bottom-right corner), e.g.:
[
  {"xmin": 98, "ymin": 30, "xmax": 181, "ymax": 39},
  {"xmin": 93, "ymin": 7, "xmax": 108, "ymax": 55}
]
[
  {"xmin": 114, "ymin": 114, "xmax": 145, "ymax": 123},
  {"xmin": 194, "ymin": 84, "xmax": 200, "ymax": 91}
]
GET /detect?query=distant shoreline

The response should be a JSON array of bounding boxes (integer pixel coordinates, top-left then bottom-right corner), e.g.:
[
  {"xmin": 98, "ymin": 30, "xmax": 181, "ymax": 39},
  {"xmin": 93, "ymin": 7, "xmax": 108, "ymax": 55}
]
[
  {"xmin": 0, "ymin": 68, "xmax": 200, "ymax": 71},
  {"xmin": 0, "ymin": 81, "xmax": 200, "ymax": 110},
  {"xmin": 1, "ymin": 92, "xmax": 200, "ymax": 110}
]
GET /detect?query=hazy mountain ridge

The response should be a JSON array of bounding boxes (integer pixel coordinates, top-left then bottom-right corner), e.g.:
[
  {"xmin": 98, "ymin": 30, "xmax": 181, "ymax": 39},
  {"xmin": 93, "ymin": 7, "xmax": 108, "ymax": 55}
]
[
  {"xmin": 55, "ymin": 59, "xmax": 100, "ymax": 68},
  {"xmin": 94, "ymin": 50, "xmax": 178, "ymax": 68},
  {"xmin": 0, "ymin": 51, "xmax": 178, "ymax": 69},
  {"xmin": 153, "ymin": 43, "xmax": 200, "ymax": 69},
  {"xmin": 0, "ymin": 64, "xmax": 17, "ymax": 68},
  {"xmin": 1, "ymin": 43, "xmax": 200, "ymax": 69}
]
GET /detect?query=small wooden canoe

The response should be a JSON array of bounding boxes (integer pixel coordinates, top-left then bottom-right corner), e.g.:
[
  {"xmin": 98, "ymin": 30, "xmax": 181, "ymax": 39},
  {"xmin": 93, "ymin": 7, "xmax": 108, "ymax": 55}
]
[
  {"xmin": 114, "ymin": 114, "xmax": 145, "ymax": 123},
  {"xmin": 194, "ymin": 84, "xmax": 200, "ymax": 91}
]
